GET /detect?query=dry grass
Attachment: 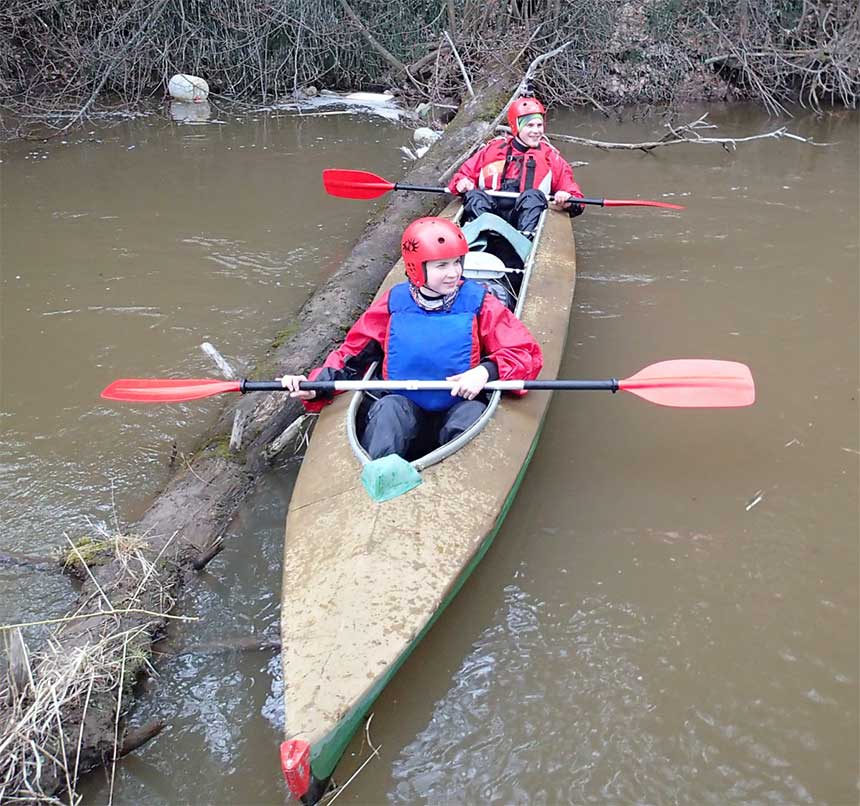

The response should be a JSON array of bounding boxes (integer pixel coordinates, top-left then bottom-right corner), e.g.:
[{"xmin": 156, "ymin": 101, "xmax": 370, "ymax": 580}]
[{"xmin": 0, "ymin": 529, "xmax": 176, "ymax": 804}]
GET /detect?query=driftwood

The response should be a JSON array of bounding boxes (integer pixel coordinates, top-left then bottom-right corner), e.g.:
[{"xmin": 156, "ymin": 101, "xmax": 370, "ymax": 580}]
[
  {"xmin": 541, "ymin": 114, "xmax": 826, "ymax": 153},
  {"xmin": 0, "ymin": 68, "xmax": 521, "ymax": 802},
  {"xmin": 492, "ymin": 113, "xmax": 825, "ymax": 154}
]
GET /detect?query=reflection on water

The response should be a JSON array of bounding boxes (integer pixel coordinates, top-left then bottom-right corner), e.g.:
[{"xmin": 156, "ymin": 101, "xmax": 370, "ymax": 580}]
[
  {"xmin": 1, "ymin": 104, "xmax": 857, "ymax": 805},
  {"xmin": 169, "ymin": 101, "xmax": 212, "ymax": 124}
]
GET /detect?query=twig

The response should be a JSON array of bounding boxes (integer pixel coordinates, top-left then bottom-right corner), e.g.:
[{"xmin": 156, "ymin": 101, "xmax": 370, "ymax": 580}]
[
  {"xmin": 443, "ymin": 31, "xmax": 474, "ymax": 99},
  {"xmin": 0, "ymin": 610, "xmax": 199, "ymax": 632},
  {"xmin": 62, "ymin": 0, "xmax": 171, "ymax": 131},
  {"xmin": 107, "ymin": 635, "xmax": 129, "ymax": 805},
  {"xmin": 510, "ymin": 23, "xmax": 544, "ymax": 68},
  {"xmin": 325, "ymin": 714, "xmax": 381, "ymax": 804},
  {"xmin": 334, "ymin": 0, "xmax": 424, "ymax": 90}
]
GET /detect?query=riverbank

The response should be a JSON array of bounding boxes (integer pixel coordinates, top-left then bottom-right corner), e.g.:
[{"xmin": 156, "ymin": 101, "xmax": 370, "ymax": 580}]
[{"xmin": 1, "ymin": 0, "xmax": 857, "ymax": 140}]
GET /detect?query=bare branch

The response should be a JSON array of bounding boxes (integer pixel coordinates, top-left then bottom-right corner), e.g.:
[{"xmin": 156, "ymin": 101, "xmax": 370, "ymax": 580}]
[
  {"xmin": 538, "ymin": 114, "xmax": 830, "ymax": 152},
  {"xmin": 443, "ymin": 30, "xmax": 474, "ymax": 99}
]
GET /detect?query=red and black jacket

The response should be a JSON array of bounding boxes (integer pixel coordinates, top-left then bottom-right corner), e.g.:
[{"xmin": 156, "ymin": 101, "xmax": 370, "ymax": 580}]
[{"xmin": 447, "ymin": 135, "xmax": 583, "ymax": 198}]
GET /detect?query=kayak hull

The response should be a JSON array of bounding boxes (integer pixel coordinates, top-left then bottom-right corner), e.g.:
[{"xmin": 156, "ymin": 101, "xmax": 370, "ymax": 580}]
[{"xmin": 280, "ymin": 204, "xmax": 577, "ymax": 801}]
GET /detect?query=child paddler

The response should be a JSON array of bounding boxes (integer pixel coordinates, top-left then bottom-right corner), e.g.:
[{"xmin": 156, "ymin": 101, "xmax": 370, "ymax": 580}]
[
  {"xmin": 280, "ymin": 216, "xmax": 543, "ymax": 461},
  {"xmin": 448, "ymin": 96, "xmax": 585, "ymax": 237}
]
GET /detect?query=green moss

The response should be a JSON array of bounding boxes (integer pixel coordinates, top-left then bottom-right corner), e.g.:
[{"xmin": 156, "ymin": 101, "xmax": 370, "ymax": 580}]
[
  {"xmin": 249, "ymin": 354, "xmax": 280, "ymax": 380},
  {"xmin": 271, "ymin": 320, "xmax": 300, "ymax": 350},
  {"xmin": 63, "ymin": 535, "xmax": 114, "ymax": 572},
  {"xmin": 206, "ymin": 433, "xmax": 242, "ymax": 462}
]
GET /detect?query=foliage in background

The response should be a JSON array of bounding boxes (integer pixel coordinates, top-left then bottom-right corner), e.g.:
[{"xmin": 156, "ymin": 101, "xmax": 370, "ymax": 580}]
[{"xmin": 0, "ymin": 0, "xmax": 856, "ymax": 126}]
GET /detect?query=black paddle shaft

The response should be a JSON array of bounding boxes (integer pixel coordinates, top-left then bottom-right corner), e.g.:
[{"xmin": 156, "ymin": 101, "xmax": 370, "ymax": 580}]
[{"xmin": 391, "ymin": 183, "xmax": 606, "ymax": 206}]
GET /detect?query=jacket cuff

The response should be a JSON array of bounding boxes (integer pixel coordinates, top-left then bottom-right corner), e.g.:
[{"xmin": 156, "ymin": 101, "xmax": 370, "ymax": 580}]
[
  {"xmin": 307, "ymin": 366, "xmax": 338, "ymax": 400},
  {"xmin": 480, "ymin": 360, "xmax": 500, "ymax": 382}
]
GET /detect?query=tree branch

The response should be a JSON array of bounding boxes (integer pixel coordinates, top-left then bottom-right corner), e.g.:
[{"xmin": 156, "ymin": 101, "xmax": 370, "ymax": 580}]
[
  {"xmin": 539, "ymin": 114, "xmax": 829, "ymax": 152},
  {"xmin": 335, "ymin": 0, "xmax": 422, "ymax": 89}
]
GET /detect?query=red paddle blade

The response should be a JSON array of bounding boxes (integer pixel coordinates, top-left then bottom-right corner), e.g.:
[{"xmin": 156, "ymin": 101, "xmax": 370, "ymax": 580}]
[
  {"xmin": 602, "ymin": 199, "xmax": 685, "ymax": 210},
  {"xmin": 101, "ymin": 378, "xmax": 242, "ymax": 403},
  {"xmin": 618, "ymin": 360, "xmax": 755, "ymax": 408},
  {"xmin": 322, "ymin": 169, "xmax": 394, "ymax": 200}
]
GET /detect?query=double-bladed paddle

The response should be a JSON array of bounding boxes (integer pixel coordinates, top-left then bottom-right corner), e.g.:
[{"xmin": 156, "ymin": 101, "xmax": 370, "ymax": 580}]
[
  {"xmin": 101, "ymin": 360, "xmax": 754, "ymax": 408},
  {"xmin": 322, "ymin": 168, "xmax": 685, "ymax": 210}
]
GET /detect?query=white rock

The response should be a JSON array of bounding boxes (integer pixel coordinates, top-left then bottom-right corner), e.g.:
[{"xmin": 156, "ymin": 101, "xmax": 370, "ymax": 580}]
[{"xmin": 167, "ymin": 74, "xmax": 209, "ymax": 103}]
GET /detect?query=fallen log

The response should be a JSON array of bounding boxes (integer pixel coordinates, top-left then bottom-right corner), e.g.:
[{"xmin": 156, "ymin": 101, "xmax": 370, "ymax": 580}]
[
  {"xmin": 0, "ymin": 549, "xmax": 61, "ymax": 572},
  {"xmin": 0, "ymin": 69, "xmax": 521, "ymax": 801}
]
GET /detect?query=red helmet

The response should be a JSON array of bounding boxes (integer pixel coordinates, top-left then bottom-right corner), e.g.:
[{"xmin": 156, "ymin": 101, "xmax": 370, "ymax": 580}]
[
  {"xmin": 507, "ymin": 97, "xmax": 546, "ymax": 136},
  {"xmin": 400, "ymin": 217, "xmax": 468, "ymax": 287}
]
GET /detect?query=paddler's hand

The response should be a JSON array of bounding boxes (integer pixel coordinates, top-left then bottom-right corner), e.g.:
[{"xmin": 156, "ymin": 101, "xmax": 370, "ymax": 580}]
[
  {"xmin": 551, "ymin": 190, "xmax": 585, "ymax": 217},
  {"xmin": 447, "ymin": 365, "xmax": 489, "ymax": 400},
  {"xmin": 455, "ymin": 178, "xmax": 476, "ymax": 194},
  {"xmin": 280, "ymin": 374, "xmax": 316, "ymax": 400},
  {"xmin": 551, "ymin": 189, "xmax": 572, "ymax": 210}
]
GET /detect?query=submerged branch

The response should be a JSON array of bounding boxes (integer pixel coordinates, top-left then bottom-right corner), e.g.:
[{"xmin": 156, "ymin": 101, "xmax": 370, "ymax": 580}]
[{"xmin": 119, "ymin": 719, "xmax": 165, "ymax": 757}]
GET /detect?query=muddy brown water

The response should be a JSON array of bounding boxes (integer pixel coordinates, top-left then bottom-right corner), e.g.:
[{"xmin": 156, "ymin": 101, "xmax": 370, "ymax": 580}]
[{"xmin": 1, "ymin": 103, "xmax": 857, "ymax": 805}]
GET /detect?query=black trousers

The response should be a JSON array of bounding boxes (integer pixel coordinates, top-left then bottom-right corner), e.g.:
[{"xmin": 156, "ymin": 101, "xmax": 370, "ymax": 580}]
[
  {"xmin": 361, "ymin": 394, "xmax": 486, "ymax": 460},
  {"xmin": 462, "ymin": 188, "xmax": 548, "ymax": 234}
]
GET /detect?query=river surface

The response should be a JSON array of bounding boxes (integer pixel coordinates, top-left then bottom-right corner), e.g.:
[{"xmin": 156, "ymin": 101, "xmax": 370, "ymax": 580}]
[{"xmin": 1, "ymin": 102, "xmax": 857, "ymax": 805}]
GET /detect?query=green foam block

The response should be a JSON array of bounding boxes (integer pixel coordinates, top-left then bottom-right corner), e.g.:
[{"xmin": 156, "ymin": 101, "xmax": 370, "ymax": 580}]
[{"xmin": 361, "ymin": 454, "xmax": 422, "ymax": 502}]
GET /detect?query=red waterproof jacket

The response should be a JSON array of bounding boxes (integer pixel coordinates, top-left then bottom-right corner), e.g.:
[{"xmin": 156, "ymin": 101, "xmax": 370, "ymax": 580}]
[
  {"xmin": 301, "ymin": 282, "xmax": 543, "ymax": 413},
  {"xmin": 447, "ymin": 135, "xmax": 583, "ymax": 198}
]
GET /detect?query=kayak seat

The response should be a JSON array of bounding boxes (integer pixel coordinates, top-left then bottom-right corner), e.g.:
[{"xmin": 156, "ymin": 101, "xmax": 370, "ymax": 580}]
[{"xmin": 463, "ymin": 251, "xmax": 517, "ymax": 311}]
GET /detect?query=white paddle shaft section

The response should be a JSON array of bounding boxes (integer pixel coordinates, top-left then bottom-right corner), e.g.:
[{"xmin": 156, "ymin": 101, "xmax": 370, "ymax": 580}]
[
  {"xmin": 291, "ymin": 379, "xmax": 618, "ymax": 392},
  {"xmin": 329, "ymin": 379, "xmax": 528, "ymax": 391}
]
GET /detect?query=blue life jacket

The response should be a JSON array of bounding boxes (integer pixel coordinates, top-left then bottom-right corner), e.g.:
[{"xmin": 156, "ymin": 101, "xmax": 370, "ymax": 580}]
[{"xmin": 385, "ymin": 280, "xmax": 486, "ymax": 411}]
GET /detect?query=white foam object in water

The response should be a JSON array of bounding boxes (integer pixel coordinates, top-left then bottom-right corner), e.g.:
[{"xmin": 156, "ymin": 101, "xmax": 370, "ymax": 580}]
[
  {"xmin": 413, "ymin": 127, "xmax": 441, "ymax": 147},
  {"xmin": 168, "ymin": 74, "xmax": 210, "ymax": 102},
  {"xmin": 344, "ymin": 91, "xmax": 394, "ymax": 105}
]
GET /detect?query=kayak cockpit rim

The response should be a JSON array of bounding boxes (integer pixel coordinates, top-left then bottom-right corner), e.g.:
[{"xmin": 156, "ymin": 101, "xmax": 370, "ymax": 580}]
[{"xmin": 345, "ymin": 205, "xmax": 548, "ymax": 471}]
